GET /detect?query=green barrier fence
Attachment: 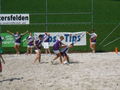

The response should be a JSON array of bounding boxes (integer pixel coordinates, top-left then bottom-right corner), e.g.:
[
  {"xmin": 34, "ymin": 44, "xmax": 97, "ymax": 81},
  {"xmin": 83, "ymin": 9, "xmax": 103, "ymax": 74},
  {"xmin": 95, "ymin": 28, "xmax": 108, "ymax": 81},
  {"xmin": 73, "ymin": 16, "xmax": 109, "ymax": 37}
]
[{"xmin": 0, "ymin": 33, "xmax": 30, "ymax": 47}]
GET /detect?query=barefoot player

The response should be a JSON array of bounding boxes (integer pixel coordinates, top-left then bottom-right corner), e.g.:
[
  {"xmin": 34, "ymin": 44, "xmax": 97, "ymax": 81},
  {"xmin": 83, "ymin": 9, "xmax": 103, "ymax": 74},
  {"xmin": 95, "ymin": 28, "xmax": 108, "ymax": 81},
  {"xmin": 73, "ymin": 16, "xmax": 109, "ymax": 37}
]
[
  {"xmin": 60, "ymin": 43, "xmax": 74, "ymax": 64},
  {"xmin": 33, "ymin": 35, "xmax": 43, "ymax": 63},
  {"xmin": 7, "ymin": 30, "xmax": 28, "ymax": 54},
  {"xmin": 26, "ymin": 32, "xmax": 34, "ymax": 54},
  {"xmin": 87, "ymin": 30, "xmax": 97, "ymax": 53},
  {"xmin": 51, "ymin": 36, "xmax": 65, "ymax": 64}
]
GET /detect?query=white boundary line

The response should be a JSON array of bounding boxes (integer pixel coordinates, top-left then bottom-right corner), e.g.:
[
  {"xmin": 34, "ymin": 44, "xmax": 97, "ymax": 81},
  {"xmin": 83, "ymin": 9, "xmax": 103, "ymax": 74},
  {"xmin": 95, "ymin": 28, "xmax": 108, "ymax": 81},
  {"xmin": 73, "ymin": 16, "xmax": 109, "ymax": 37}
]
[
  {"xmin": 2, "ymin": 12, "xmax": 92, "ymax": 15},
  {"xmin": 91, "ymin": 0, "xmax": 94, "ymax": 29},
  {"xmin": 0, "ymin": 22, "xmax": 92, "ymax": 26},
  {"xmin": 30, "ymin": 12, "xmax": 92, "ymax": 15},
  {"xmin": 45, "ymin": 0, "xmax": 48, "ymax": 32},
  {"xmin": 99, "ymin": 23, "xmax": 120, "ymax": 45},
  {"xmin": 103, "ymin": 37, "xmax": 120, "ymax": 47},
  {"xmin": 30, "ymin": 22, "xmax": 92, "ymax": 25}
]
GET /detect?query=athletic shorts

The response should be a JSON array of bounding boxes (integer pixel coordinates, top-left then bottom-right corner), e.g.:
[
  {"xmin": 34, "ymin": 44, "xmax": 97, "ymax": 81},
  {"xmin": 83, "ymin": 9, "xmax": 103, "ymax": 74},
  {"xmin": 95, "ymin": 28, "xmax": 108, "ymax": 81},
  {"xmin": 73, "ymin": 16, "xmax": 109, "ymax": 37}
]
[
  {"xmin": 35, "ymin": 49, "xmax": 41, "ymax": 53},
  {"xmin": 91, "ymin": 42, "xmax": 96, "ymax": 44},
  {"xmin": 15, "ymin": 42, "xmax": 20, "ymax": 46},
  {"xmin": 53, "ymin": 50, "xmax": 60, "ymax": 54},
  {"xmin": 61, "ymin": 52, "xmax": 67, "ymax": 57},
  {"xmin": 42, "ymin": 42, "xmax": 49, "ymax": 49},
  {"xmin": 27, "ymin": 45, "xmax": 34, "ymax": 48}
]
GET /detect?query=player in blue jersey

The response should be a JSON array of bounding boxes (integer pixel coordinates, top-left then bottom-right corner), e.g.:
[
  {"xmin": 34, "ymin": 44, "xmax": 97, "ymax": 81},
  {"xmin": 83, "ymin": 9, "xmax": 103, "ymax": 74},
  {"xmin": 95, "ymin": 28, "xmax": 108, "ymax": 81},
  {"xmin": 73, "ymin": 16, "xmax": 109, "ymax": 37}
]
[
  {"xmin": 26, "ymin": 32, "xmax": 34, "ymax": 54},
  {"xmin": 33, "ymin": 35, "xmax": 43, "ymax": 63},
  {"xmin": 7, "ymin": 30, "xmax": 28, "ymax": 54}
]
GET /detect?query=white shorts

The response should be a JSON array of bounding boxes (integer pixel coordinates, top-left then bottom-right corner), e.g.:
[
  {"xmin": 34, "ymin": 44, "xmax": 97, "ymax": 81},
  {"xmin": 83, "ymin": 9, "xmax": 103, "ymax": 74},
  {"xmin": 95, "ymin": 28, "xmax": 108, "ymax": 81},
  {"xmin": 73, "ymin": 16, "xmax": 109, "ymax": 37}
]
[
  {"xmin": 27, "ymin": 45, "xmax": 34, "ymax": 48},
  {"xmin": 43, "ymin": 42, "xmax": 49, "ymax": 49},
  {"xmin": 53, "ymin": 50, "xmax": 60, "ymax": 54},
  {"xmin": 35, "ymin": 49, "xmax": 41, "ymax": 53},
  {"xmin": 15, "ymin": 42, "xmax": 20, "ymax": 46},
  {"xmin": 91, "ymin": 42, "xmax": 96, "ymax": 44}
]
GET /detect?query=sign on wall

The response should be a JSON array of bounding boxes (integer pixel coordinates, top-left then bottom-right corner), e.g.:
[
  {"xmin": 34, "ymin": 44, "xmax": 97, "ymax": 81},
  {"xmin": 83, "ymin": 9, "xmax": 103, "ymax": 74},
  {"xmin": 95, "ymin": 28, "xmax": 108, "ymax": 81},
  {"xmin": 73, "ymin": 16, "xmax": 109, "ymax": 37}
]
[
  {"xmin": 0, "ymin": 14, "xmax": 29, "ymax": 25},
  {"xmin": 34, "ymin": 32, "xmax": 86, "ymax": 46},
  {"xmin": 0, "ymin": 32, "xmax": 86, "ymax": 47}
]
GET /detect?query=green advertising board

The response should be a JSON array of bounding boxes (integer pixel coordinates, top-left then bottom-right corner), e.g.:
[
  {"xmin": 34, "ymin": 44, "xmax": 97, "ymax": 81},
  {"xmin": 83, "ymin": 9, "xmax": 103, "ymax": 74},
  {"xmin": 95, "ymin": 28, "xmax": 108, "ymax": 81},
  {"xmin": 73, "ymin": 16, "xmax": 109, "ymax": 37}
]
[
  {"xmin": 0, "ymin": 33, "xmax": 31, "ymax": 47},
  {"xmin": 1, "ymin": 33, "xmax": 14, "ymax": 47}
]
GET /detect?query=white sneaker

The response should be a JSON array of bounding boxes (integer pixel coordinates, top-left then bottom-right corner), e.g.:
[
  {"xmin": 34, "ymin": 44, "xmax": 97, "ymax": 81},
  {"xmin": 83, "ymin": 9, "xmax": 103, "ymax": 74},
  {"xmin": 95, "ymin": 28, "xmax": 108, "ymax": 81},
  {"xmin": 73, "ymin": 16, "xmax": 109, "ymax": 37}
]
[{"xmin": 63, "ymin": 61, "xmax": 69, "ymax": 65}]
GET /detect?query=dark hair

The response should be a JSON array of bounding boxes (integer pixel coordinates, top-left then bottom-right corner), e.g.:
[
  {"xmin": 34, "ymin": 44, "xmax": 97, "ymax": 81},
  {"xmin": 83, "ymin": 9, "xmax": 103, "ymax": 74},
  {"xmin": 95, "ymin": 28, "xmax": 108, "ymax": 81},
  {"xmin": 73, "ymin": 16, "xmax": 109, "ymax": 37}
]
[
  {"xmin": 38, "ymin": 35, "xmax": 43, "ymax": 38},
  {"xmin": 70, "ymin": 43, "xmax": 74, "ymax": 46}
]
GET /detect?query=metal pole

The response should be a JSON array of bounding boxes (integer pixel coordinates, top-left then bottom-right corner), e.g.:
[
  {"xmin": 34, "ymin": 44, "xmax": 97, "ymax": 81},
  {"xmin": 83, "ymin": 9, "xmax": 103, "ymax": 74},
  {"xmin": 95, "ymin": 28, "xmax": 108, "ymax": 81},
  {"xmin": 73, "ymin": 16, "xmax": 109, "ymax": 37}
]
[
  {"xmin": 91, "ymin": 0, "xmax": 94, "ymax": 30},
  {"xmin": 45, "ymin": 0, "xmax": 48, "ymax": 32}
]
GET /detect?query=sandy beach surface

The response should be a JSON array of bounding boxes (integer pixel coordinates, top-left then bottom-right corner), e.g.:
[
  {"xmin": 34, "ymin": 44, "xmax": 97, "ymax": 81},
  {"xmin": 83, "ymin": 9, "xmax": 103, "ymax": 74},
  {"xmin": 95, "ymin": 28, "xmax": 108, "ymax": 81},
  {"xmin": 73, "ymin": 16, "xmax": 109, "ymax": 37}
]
[{"xmin": 0, "ymin": 52, "xmax": 120, "ymax": 90}]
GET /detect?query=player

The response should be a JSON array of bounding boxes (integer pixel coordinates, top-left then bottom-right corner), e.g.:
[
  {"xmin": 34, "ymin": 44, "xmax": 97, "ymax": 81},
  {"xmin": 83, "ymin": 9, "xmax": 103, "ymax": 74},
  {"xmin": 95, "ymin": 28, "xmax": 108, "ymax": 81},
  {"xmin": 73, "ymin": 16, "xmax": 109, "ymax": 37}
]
[
  {"xmin": 7, "ymin": 30, "xmax": 28, "ymax": 54},
  {"xmin": 26, "ymin": 32, "xmax": 34, "ymax": 55},
  {"xmin": 42, "ymin": 32, "xmax": 51, "ymax": 54},
  {"xmin": 87, "ymin": 30, "xmax": 97, "ymax": 53},
  {"xmin": 51, "ymin": 36, "xmax": 65, "ymax": 64},
  {"xmin": 33, "ymin": 35, "xmax": 43, "ymax": 63},
  {"xmin": 60, "ymin": 43, "xmax": 74, "ymax": 64},
  {"xmin": 0, "ymin": 35, "xmax": 5, "ymax": 74}
]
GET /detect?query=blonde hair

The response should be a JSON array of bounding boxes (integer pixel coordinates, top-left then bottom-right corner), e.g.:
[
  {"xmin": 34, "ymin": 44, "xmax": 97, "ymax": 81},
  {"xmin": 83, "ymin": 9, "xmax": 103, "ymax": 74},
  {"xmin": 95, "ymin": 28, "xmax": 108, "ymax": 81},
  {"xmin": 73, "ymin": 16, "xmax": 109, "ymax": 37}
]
[{"xmin": 60, "ymin": 36, "xmax": 64, "ymax": 40}]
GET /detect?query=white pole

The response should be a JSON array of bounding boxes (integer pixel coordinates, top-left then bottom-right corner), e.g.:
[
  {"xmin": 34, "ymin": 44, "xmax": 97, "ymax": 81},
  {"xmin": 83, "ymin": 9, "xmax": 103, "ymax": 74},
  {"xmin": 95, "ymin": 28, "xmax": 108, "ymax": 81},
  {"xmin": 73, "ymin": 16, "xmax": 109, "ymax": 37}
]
[
  {"xmin": 91, "ymin": 0, "xmax": 94, "ymax": 30},
  {"xmin": 103, "ymin": 37, "xmax": 120, "ymax": 47},
  {"xmin": 45, "ymin": 0, "xmax": 48, "ymax": 32}
]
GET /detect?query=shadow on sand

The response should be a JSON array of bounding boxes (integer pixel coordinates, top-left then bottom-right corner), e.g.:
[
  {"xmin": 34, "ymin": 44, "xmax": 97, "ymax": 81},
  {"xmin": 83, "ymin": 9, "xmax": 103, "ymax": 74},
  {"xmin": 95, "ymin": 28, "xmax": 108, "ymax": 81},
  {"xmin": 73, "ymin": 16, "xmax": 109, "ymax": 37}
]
[{"xmin": 0, "ymin": 77, "xmax": 23, "ymax": 83}]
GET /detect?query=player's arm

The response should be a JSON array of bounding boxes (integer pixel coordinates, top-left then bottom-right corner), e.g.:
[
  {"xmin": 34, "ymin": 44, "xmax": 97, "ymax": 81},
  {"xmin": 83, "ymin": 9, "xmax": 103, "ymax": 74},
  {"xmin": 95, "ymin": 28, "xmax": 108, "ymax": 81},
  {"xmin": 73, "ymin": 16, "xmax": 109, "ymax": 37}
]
[
  {"xmin": 60, "ymin": 45, "xmax": 67, "ymax": 48},
  {"xmin": 61, "ymin": 42, "xmax": 66, "ymax": 46},
  {"xmin": 22, "ymin": 30, "xmax": 29, "ymax": 36},
  {"xmin": 34, "ymin": 40, "xmax": 38, "ymax": 48},
  {"xmin": 7, "ymin": 30, "xmax": 14, "ymax": 35},
  {"xmin": 86, "ymin": 32, "xmax": 91, "ymax": 35}
]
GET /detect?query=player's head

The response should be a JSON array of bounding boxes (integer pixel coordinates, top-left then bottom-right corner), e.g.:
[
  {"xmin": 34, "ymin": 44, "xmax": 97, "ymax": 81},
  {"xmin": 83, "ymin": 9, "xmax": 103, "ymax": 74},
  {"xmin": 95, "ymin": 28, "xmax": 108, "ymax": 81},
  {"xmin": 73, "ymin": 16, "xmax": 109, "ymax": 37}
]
[
  {"xmin": 29, "ymin": 32, "xmax": 32, "ymax": 36},
  {"xmin": 60, "ymin": 36, "xmax": 64, "ymax": 41},
  {"xmin": 91, "ymin": 29, "xmax": 95, "ymax": 33},
  {"xmin": 69, "ymin": 43, "xmax": 74, "ymax": 48},
  {"xmin": 45, "ymin": 32, "xmax": 47, "ymax": 35},
  {"xmin": 16, "ymin": 32, "xmax": 19, "ymax": 34},
  {"xmin": 38, "ymin": 34, "xmax": 43, "ymax": 40}
]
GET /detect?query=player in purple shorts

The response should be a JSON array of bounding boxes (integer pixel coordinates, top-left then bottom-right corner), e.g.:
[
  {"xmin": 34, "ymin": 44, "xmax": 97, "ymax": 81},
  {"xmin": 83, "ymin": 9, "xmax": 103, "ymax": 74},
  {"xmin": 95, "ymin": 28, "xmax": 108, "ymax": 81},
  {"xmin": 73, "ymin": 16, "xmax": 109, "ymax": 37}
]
[
  {"xmin": 26, "ymin": 32, "xmax": 34, "ymax": 54},
  {"xmin": 33, "ymin": 35, "xmax": 43, "ymax": 63},
  {"xmin": 51, "ymin": 36, "xmax": 65, "ymax": 64},
  {"xmin": 7, "ymin": 30, "xmax": 28, "ymax": 54}
]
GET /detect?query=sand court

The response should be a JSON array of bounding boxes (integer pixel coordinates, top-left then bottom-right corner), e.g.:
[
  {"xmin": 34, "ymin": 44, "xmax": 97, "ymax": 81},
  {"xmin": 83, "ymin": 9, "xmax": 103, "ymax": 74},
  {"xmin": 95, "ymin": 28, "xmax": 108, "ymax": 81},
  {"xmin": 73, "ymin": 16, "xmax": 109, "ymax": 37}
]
[{"xmin": 0, "ymin": 53, "xmax": 120, "ymax": 90}]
